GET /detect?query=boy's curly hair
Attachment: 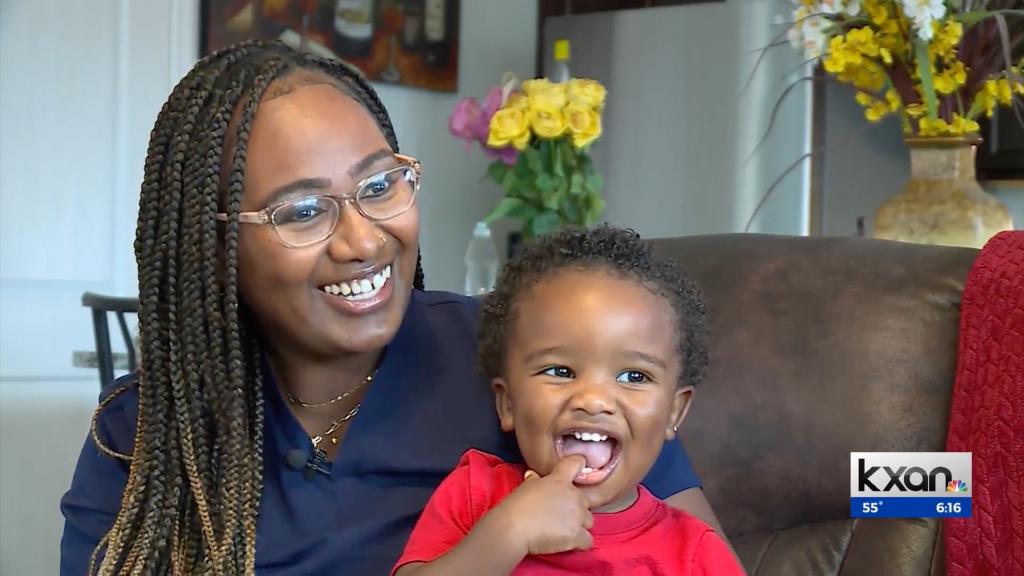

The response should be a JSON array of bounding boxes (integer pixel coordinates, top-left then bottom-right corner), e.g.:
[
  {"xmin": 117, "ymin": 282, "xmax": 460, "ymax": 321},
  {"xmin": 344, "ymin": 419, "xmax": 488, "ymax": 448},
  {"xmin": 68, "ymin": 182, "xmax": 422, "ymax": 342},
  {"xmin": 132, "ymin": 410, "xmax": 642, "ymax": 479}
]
[{"xmin": 478, "ymin": 225, "xmax": 708, "ymax": 389}]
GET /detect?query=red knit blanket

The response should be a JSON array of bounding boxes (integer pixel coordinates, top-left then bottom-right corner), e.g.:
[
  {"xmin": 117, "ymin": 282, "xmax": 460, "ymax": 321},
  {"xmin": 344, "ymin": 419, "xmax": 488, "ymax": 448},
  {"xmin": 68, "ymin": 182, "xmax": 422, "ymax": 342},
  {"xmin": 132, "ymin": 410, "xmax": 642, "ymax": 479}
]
[{"xmin": 945, "ymin": 231, "xmax": 1024, "ymax": 576}]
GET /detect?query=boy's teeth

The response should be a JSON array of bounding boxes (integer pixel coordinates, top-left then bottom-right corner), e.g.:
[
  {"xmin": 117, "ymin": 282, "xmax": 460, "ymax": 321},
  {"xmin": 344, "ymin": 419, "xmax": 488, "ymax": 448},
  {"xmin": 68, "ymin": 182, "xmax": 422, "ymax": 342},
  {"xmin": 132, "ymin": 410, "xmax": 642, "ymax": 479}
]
[
  {"xmin": 581, "ymin": 466, "xmax": 594, "ymax": 474},
  {"xmin": 573, "ymin": 431, "xmax": 608, "ymax": 442}
]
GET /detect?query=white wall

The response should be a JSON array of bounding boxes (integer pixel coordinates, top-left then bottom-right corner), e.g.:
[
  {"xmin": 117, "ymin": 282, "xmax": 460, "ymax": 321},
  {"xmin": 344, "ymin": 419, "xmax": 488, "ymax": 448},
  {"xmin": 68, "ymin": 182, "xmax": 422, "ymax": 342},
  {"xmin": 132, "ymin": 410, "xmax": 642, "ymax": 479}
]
[
  {"xmin": 1, "ymin": 2, "xmax": 198, "ymax": 574},
  {"xmin": 0, "ymin": 1, "xmax": 536, "ymax": 573},
  {"xmin": 986, "ymin": 182, "xmax": 1024, "ymax": 228},
  {"xmin": 545, "ymin": 0, "xmax": 812, "ymax": 239},
  {"xmin": 819, "ymin": 80, "xmax": 914, "ymax": 236}
]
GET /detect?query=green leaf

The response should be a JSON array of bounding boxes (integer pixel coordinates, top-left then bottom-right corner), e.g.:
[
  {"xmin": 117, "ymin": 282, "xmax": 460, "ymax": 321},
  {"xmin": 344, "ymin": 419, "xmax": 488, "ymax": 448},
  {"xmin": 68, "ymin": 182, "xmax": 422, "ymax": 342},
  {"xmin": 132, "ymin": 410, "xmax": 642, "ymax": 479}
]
[
  {"xmin": 524, "ymin": 145, "xmax": 543, "ymax": 175},
  {"xmin": 513, "ymin": 151, "xmax": 532, "ymax": 181},
  {"xmin": 539, "ymin": 171, "xmax": 564, "ymax": 211},
  {"xmin": 539, "ymin": 139, "xmax": 553, "ymax": 173},
  {"xmin": 955, "ymin": 9, "xmax": 1024, "ymax": 29},
  {"xmin": 561, "ymin": 194, "xmax": 583, "ymax": 226},
  {"xmin": 914, "ymin": 40, "xmax": 937, "ymax": 120},
  {"xmin": 530, "ymin": 210, "xmax": 563, "ymax": 237},
  {"xmin": 553, "ymin": 175, "xmax": 567, "ymax": 195},
  {"xmin": 560, "ymin": 139, "xmax": 577, "ymax": 172},
  {"xmin": 583, "ymin": 193, "xmax": 606, "ymax": 226},
  {"xmin": 500, "ymin": 168, "xmax": 519, "ymax": 195},
  {"xmin": 542, "ymin": 189, "xmax": 564, "ymax": 211},
  {"xmin": 578, "ymin": 151, "xmax": 594, "ymax": 172},
  {"xmin": 535, "ymin": 173, "xmax": 555, "ymax": 193},
  {"xmin": 569, "ymin": 173, "xmax": 584, "ymax": 196},
  {"xmin": 485, "ymin": 197, "xmax": 538, "ymax": 223},
  {"xmin": 552, "ymin": 144, "xmax": 565, "ymax": 178},
  {"xmin": 992, "ymin": 13, "xmax": 1018, "ymax": 78},
  {"xmin": 584, "ymin": 172, "xmax": 604, "ymax": 194},
  {"xmin": 486, "ymin": 161, "xmax": 510, "ymax": 185}
]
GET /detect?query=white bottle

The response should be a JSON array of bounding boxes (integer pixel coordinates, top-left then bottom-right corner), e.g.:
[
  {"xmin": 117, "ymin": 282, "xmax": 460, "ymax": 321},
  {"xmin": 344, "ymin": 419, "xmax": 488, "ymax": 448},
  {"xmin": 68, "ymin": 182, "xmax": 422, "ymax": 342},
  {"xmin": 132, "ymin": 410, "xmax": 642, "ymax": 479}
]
[
  {"xmin": 464, "ymin": 222, "xmax": 499, "ymax": 296},
  {"xmin": 551, "ymin": 39, "xmax": 571, "ymax": 83}
]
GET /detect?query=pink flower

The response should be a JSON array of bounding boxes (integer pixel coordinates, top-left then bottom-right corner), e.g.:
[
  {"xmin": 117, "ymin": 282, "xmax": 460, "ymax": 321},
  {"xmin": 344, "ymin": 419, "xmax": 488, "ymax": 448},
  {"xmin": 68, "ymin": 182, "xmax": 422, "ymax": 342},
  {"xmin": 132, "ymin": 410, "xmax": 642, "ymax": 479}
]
[
  {"xmin": 486, "ymin": 145, "xmax": 519, "ymax": 165},
  {"xmin": 449, "ymin": 96, "xmax": 482, "ymax": 149},
  {"xmin": 477, "ymin": 87, "xmax": 504, "ymax": 141},
  {"xmin": 449, "ymin": 85, "xmax": 520, "ymax": 164}
]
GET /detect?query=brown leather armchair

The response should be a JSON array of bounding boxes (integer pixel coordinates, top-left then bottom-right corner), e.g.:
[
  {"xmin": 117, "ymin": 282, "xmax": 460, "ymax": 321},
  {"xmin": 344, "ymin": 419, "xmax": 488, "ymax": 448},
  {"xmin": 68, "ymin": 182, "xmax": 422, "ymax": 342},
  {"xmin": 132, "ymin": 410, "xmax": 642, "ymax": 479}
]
[{"xmin": 653, "ymin": 234, "xmax": 978, "ymax": 576}]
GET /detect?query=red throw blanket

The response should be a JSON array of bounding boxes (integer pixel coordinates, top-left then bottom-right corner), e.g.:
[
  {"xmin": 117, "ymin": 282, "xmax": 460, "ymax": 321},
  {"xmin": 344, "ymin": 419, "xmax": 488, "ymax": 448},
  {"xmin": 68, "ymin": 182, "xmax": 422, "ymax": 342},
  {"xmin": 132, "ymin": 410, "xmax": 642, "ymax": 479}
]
[{"xmin": 945, "ymin": 231, "xmax": 1024, "ymax": 576}]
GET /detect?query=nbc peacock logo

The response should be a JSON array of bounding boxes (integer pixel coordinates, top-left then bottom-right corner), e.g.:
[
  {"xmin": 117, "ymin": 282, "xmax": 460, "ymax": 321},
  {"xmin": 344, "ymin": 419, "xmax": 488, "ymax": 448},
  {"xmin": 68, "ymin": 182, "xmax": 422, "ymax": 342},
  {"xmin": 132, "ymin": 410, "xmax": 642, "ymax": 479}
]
[{"xmin": 946, "ymin": 479, "xmax": 968, "ymax": 493}]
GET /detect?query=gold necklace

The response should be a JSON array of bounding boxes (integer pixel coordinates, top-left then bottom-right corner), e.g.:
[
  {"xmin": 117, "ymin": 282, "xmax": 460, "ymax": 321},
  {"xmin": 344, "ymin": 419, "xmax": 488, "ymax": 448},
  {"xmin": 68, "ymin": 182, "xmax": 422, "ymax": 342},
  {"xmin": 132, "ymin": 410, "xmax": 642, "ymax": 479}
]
[
  {"xmin": 310, "ymin": 403, "xmax": 362, "ymax": 448},
  {"xmin": 284, "ymin": 371, "xmax": 375, "ymax": 408}
]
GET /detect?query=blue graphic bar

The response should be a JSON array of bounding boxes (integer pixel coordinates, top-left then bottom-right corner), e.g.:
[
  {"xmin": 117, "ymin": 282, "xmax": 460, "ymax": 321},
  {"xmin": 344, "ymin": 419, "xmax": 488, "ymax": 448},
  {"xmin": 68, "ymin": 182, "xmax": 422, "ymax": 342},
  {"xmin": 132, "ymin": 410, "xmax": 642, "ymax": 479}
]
[{"xmin": 851, "ymin": 497, "xmax": 971, "ymax": 518}]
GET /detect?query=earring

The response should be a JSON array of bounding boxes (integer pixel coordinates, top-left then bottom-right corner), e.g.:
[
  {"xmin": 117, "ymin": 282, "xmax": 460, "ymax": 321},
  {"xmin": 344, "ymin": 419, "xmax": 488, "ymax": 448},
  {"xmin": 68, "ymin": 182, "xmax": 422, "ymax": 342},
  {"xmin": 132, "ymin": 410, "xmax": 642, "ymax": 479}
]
[{"xmin": 672, "ymin": 424, "xmax": 679, "ymax": 433}]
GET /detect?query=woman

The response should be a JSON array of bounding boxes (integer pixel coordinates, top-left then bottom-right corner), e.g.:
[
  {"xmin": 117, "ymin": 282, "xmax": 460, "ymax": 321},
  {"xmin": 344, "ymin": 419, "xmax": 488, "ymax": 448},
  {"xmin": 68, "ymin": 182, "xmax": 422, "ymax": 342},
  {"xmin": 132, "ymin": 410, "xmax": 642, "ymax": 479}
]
[{"xmin": 60, "ymin": 41, "xmax": 723, "ymax": 575}]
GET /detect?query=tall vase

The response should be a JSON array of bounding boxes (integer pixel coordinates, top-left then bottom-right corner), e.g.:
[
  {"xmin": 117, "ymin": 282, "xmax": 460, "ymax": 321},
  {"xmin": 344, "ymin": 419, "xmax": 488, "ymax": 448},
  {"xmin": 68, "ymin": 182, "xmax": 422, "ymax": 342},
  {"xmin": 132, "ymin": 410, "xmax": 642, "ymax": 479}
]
[{"xmin": 873, "ymin": 137, "xmax": 1013, "ymax": 249}]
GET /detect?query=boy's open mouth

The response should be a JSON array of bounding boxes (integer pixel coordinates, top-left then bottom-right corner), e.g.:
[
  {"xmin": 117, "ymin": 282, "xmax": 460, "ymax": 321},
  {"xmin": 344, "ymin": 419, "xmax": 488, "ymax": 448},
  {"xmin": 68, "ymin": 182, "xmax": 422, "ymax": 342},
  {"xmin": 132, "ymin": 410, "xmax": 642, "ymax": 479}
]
[{"xmin": 555, "ymin": 428, "xmax": 622, "ymax": 485}]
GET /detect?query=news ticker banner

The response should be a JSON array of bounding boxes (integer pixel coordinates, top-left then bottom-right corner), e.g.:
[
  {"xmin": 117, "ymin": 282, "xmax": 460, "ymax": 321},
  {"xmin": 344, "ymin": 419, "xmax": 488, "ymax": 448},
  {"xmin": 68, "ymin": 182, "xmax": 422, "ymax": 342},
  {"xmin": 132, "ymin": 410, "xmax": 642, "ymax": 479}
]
[{"xmin": 850, "ymin": 452, "xmax": 972, "ymax": 518}]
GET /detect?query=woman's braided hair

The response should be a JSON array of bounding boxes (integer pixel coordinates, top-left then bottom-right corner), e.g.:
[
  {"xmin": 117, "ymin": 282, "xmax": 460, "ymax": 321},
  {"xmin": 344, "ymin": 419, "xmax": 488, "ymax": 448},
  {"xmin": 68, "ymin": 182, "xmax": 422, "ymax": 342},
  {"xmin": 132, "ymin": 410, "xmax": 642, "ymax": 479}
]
[{"xmin": 89, "ymin": 40, "xmax": 424, "ymax": 575}]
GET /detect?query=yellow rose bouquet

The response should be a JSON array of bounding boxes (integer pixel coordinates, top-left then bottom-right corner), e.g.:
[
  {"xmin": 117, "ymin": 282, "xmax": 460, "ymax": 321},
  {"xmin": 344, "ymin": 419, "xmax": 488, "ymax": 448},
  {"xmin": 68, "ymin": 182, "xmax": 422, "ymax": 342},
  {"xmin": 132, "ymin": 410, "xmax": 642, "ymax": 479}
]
[
  {"xmin": 449, "ymin": 75, "xmax": 607, "ymax": 238},
  {"xmin": 781, "ymin": 0, "xmax": 1022, "ymax": 137}
]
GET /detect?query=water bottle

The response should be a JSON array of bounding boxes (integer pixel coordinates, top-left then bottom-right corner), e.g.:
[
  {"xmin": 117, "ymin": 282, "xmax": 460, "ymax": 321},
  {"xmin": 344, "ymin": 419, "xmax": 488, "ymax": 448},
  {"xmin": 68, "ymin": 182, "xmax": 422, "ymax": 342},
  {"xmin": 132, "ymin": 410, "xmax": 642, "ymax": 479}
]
[
  {"xmin": 551, "ymin": 39, "xmax": 571, "ymax": 83},
  {"xmin": 464, "ymin": 222, "xmax": 498, "ymax": 296}
]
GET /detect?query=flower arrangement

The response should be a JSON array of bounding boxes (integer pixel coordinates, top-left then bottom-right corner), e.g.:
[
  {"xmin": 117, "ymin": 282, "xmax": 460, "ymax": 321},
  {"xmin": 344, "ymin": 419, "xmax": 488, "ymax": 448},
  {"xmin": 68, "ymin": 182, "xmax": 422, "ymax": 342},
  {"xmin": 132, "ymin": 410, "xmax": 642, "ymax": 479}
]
[
  {"xmin": 785, "ymin": 0, "xmax": 1023, "ymax": 137},
  {"xmin": 449, "ymin": 75, "xmax": 607, "ymax": 239}
]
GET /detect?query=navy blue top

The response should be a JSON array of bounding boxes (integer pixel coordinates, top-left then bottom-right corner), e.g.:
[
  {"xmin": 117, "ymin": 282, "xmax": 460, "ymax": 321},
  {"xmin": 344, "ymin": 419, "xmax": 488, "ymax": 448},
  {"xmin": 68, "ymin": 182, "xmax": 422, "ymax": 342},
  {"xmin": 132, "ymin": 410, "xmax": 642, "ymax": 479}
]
[{"xmin": 61, "ymin": 290, "xmax": 701, "ymax": 575}]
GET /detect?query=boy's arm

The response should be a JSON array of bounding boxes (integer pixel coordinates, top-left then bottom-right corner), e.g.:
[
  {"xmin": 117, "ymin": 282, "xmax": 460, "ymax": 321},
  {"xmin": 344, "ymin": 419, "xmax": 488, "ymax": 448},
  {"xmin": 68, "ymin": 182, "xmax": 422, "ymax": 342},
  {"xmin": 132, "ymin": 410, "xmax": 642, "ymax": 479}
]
[
  {"xmin": 391, "ymin": 455, "xmax": 529, "ymax": 576},
  {"xmin": 664, "ymin": 488, "xmax": 726, "ymax": 536},
  {"xmin": 394, "ymin": 511, "xmax": 525, "ymax": 576},
  {"xmin": 690, "ymin": 529, "xmax": 748, "ymax": 576},
  {"xmin": 393, "ymin": 456, "xmax": 592, "ymax": 576}
]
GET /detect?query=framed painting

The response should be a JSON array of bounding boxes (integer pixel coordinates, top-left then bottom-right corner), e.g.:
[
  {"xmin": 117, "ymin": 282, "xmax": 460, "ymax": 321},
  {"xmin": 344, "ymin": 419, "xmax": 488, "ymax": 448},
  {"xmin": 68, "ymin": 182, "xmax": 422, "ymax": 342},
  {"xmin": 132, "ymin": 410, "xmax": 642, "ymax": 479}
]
[{"xmin": 200, "ymin": 0, "xmax": 460, "ymax": 92}]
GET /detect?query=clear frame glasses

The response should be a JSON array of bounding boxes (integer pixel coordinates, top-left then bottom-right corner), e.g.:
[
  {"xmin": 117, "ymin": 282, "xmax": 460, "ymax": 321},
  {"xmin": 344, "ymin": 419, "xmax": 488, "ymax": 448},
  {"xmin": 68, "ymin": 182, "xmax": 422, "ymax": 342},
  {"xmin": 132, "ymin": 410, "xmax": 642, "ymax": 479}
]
[{"xmin": 217, "ymin": 154, "xmax": 421, "ymax": 248}]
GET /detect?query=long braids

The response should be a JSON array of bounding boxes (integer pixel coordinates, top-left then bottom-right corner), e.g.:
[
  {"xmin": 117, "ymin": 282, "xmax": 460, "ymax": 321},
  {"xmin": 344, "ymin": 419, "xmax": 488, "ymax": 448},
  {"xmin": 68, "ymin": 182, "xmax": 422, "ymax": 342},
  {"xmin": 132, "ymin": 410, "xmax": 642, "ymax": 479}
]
[{"xmin": 90, "ymin": 41, "xmax": 424, "ymax": 575}]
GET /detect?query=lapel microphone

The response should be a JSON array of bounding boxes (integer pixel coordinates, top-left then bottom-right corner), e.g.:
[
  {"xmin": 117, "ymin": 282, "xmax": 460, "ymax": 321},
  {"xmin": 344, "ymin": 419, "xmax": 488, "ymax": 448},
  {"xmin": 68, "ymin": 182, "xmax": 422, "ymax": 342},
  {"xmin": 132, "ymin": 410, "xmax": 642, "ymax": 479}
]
[{"xmin": 285, "ymin": 448, "xmax": 331, "ymax": 480}]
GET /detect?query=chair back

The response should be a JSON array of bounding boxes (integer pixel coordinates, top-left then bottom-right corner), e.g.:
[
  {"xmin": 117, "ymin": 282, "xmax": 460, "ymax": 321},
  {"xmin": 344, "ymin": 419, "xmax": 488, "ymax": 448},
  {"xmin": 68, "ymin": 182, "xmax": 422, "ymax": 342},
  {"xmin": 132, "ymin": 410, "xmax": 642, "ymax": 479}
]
[{"xmin": 81, "ymin": 292, "xmax": 139, "ymax": 388}]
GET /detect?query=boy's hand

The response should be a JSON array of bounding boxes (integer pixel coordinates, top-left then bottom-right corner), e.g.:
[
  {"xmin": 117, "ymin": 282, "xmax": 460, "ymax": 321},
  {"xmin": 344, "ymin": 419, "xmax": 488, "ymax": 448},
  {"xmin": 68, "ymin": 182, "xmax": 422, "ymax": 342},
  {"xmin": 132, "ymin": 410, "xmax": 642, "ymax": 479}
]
[{"xmin": 491, "ymin": 455, "xmax": 594, "ymax": 556}]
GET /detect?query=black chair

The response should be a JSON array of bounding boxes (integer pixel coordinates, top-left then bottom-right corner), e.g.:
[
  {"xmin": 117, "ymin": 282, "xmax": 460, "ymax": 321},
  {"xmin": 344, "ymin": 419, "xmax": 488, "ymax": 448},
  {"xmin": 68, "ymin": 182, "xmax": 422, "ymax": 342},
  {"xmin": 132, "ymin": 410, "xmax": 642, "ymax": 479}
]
[{"xmin": 81, "ymin": 292, "xmax": 139, "ymax": 388}]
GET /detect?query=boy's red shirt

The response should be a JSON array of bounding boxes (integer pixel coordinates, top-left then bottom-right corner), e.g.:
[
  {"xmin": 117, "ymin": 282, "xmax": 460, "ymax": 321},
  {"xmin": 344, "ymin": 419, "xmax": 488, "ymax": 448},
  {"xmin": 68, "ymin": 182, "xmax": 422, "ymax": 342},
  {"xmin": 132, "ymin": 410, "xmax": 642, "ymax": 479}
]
[{"xmin": 393, "ymin": 449, "xmax": 744, "ymax": 575}]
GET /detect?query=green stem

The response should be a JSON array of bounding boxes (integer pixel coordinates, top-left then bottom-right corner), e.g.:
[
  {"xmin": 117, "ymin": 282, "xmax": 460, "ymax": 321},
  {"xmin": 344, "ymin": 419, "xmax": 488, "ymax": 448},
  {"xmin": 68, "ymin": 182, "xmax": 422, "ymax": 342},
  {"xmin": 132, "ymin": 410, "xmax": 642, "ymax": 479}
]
[{"xmin": 915, "ymin": 40, "xmax": 939, "ymax": 119}]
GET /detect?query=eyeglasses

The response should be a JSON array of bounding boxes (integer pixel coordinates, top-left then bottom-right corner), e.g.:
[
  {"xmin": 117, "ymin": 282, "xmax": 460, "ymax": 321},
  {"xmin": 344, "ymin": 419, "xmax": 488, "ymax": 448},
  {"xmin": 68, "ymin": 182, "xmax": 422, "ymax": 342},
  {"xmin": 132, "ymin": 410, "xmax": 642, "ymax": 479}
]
[{"xmin": 217, "ymin": 154, "xmax": 421, "ymax": 248}]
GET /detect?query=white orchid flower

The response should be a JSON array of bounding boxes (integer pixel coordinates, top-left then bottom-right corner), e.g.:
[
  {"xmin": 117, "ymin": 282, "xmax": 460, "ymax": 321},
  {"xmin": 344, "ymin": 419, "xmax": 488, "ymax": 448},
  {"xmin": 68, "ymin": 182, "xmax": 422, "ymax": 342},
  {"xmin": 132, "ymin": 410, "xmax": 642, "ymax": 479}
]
[
  {"xmin": 901, "ymin": 0, "xmax": 946, "ymax": 41},
  {"xmin": 820, "ymin": 0, "xmax": 862, "ymax": 16}
]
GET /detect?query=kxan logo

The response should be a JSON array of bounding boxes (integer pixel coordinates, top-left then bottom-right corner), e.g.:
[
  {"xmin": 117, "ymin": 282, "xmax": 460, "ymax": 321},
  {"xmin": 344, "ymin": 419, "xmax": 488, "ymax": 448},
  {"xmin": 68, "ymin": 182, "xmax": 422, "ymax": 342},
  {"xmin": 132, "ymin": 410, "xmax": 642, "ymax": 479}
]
[{"xmin": 850, "ymin": 452, "xmax": 971, "ymax": 519}]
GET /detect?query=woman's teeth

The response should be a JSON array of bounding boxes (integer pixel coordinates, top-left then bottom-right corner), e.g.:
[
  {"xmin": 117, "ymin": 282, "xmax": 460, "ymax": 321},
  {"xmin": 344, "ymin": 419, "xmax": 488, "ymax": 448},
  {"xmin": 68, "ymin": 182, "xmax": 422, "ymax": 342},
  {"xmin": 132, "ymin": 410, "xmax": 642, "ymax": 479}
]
[{"xmin": 320, "ymin": 265, "xmax": 391, "ymax": 301}]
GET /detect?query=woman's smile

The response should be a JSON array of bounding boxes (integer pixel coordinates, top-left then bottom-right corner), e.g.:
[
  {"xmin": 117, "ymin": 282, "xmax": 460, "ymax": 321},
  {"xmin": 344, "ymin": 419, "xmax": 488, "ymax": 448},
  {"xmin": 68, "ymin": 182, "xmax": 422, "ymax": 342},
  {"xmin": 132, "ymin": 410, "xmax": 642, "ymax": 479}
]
[{"xmin": 317, "ymin": 262, "xmax": 396, "ymax": 314}]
